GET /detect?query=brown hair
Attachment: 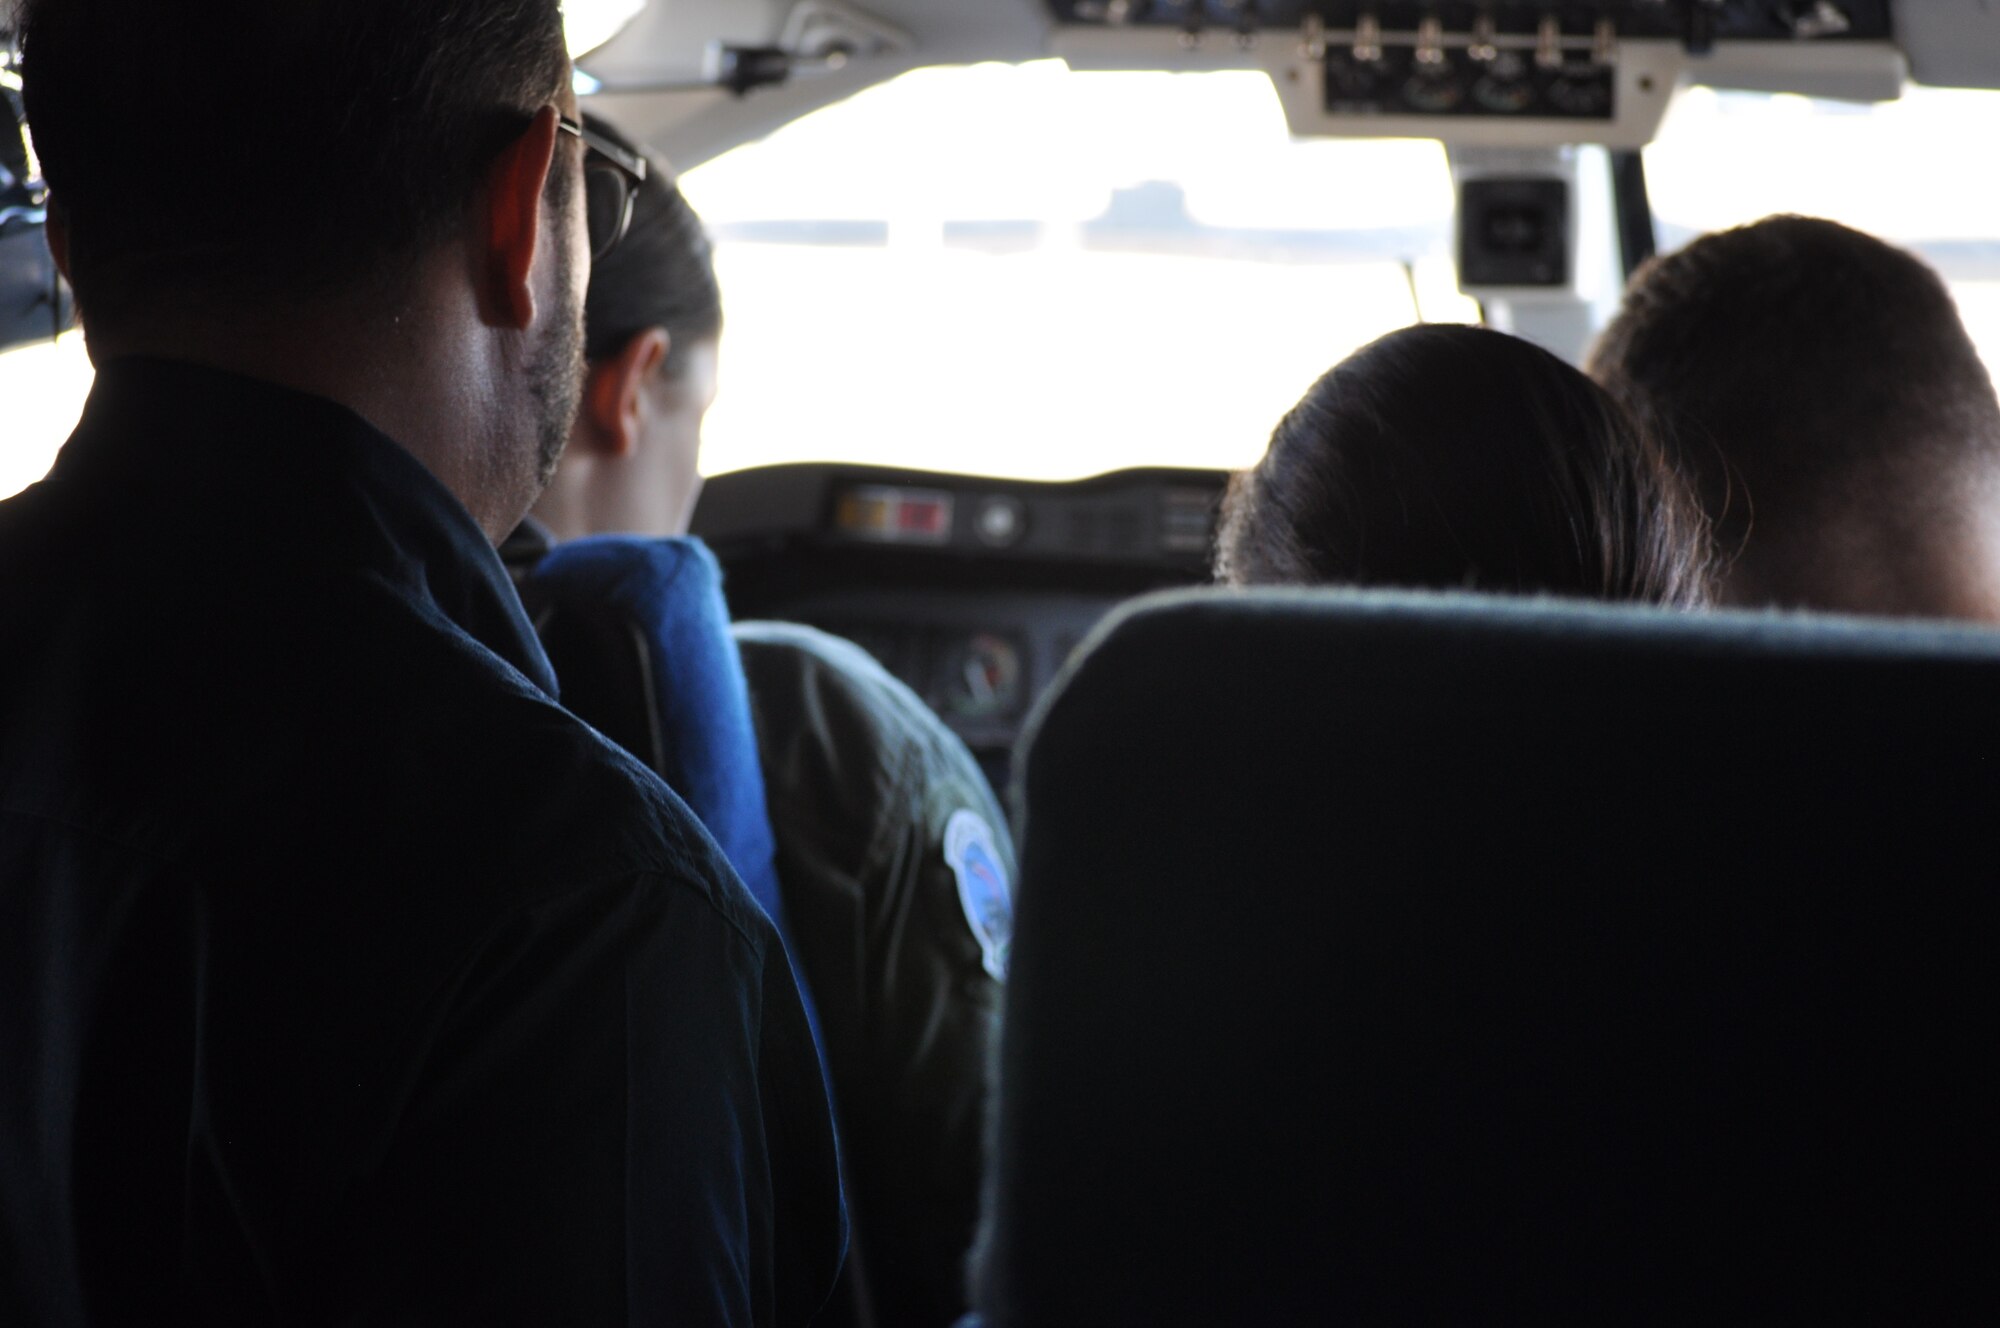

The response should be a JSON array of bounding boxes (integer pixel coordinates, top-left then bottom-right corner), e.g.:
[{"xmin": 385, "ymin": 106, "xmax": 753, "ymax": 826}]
[
  {"xmin": 579, "ymin": 113, "xmax": 721, "ymax": 379},
  {"xmin": 19, "ymin": 0, "xmax": 570, "ymax": 328},
  {"xmin": 1587, "ymin": 215, "xmax": 2000, "ymax": 563},
  {"xmin": 1216, "ymin": 323, "xmax": 1711, "ymax": 605}
]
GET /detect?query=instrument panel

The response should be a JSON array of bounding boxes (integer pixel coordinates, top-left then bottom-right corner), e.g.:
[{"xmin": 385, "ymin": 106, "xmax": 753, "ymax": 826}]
[
  {"xmin": 695, "ymin": 464, "xmax": 1229, "ymax": 785},
  {"xmin": 751, "ymin": 587, "xmax": 1120, "ymax": 788}
]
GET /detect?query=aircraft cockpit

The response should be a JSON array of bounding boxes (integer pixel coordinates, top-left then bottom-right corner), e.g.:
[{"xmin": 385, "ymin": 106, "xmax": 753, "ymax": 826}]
[
  {"xmin": 7, "ymin": 1, "xmax": 2000, "ymax": 773},
  {"xmin": 9, "ymin": 3, "xmax": 2000, "ymax": 1322}
]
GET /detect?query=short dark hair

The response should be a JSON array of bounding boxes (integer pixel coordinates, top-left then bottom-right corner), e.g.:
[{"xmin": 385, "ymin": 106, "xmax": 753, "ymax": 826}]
[
  {"xmin": 580, "ymin": 114, "xmax": 720, "ymax": 377},
  {"xmin": 1587, "ymin": 215, "xmax": 2000, "ymax": 555},
  {"xmin": 17, "ymin": 0, "xmax": 569, "ymax": 327},
  {"xmin": 1215, "ymin": 323, "xmax": 1711, "ymax": 605}
]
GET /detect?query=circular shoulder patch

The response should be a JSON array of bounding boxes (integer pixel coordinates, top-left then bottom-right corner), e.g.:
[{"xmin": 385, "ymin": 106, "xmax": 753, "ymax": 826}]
[{"xmin": 944, "ymin": 808, "xmax": 1013, "ymax": 980}]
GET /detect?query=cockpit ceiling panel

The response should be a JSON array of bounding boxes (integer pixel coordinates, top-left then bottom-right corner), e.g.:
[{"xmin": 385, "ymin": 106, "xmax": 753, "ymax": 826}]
[{"xmin": 1047, "ymin": 2, "xmax": 1892, "ymax": 43}]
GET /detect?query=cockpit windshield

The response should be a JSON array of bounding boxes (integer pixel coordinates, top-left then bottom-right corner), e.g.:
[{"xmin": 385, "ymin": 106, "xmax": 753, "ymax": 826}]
[
  {"xmin": 681, "ymin": 60, "xmax": 1470, "ymax": 482},
  {"xmin": 10, "ymin": 65, "xmax": 2000, "ymax": 499}
]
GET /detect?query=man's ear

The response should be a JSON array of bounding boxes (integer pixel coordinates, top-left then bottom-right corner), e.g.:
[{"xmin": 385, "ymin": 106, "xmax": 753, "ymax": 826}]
[
  {"xmin": 477, "ymin": 106, "xmax": 563, "ymax": 332},
  {"xmin": 580, "ymin": 327, "xmax": 671, "ymax": 459}
]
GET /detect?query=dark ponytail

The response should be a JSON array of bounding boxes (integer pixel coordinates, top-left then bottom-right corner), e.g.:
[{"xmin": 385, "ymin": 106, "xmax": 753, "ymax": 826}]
[
  {"xmin": 1215, "ymin": 323, "xmax": 1712, "ymax": 606},
  {"xmin": 580, "ymin": 113, "xmax": 722, "ymax": 378}
]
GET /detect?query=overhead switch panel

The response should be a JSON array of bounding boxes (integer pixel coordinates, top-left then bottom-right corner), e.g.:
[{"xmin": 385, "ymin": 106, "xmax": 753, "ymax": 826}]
[
  {"xmin": 1049, "ymin": 2, "xmax": 1891, "ymax": 48},
  {"xmin": 1050, "ymin": 3, "xmax": 1889, "ymax": 125}
]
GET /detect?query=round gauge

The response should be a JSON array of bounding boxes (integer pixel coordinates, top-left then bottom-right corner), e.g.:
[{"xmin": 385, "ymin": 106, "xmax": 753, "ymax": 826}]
[
  {"xmin": 1401, "ymin": 71, "xmax": 1465, "ymax": 114},
  {"xmin": 942, "ymin": 633, "xmax": 1024, "ymax": 721},
  {"xmin": 1547, "ymin": 74, "xmax": 1612, "ymax": 117},
  {"xmin": 1324, "ymin": 57, "xmax": 1383, "ymax": 104},
  {"xmin": 1472, "ymin": 54, "xmax": 1535, "ymax": 113},
  {"xmin": 976, "ymin": 496, "xmax": 1027, "ymax": 548}
]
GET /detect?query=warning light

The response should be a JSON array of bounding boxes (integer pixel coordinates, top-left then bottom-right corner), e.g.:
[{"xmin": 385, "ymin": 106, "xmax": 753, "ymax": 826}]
[{"xmin": 836, "ymin": 485, "xmax": 955, "ymax": 545}]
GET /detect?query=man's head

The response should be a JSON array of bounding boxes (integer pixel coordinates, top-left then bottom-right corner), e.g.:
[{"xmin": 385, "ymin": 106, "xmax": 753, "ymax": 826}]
[
  {"xmin": 20, "ymin": 0, "xmax": 567, "ymax": 324},
  {"xmin": 17, "ymin": 0, "xmax": 588, "ymax": 538},
  {"xmin": 1588, "ymin": 215, "xmax": 2000, "ymax": 619},
  {"xmin": 533, "ymin": 115, "xmax": 722, "ymax": 542}
]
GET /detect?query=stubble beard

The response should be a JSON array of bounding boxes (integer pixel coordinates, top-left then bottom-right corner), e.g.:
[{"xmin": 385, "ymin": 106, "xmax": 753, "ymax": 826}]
[{"xmin": 526, "ymin": 244, "xmax": 585, "ymax": 490}]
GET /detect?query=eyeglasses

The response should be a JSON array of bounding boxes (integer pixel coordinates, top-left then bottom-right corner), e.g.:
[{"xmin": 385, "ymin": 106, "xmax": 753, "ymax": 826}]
[{"xmin": 557, "ymin": 115, "xmax": 648, "ymax": 260}]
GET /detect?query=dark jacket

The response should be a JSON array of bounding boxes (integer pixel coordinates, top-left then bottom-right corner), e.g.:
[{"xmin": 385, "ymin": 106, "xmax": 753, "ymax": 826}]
[
  {"xmin": 735, "ymin": 622, "xmax": 1012, "ymax": 1328},
  {"xmin": 0, "ymin": 359, "xmax": 844, "ymax": 1325}
]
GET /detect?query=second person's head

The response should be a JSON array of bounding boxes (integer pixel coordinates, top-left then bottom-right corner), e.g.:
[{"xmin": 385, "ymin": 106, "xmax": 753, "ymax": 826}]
[
  {"xmin": 534, "ymin": 114, "xmax": 722, "ymax": 541},
  {"xmin": 1215, "ymin": 323, "xmax": 1710, "ymax": 606}
]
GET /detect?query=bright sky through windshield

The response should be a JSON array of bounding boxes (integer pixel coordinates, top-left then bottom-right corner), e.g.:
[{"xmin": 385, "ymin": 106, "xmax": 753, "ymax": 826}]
[
  {"xmin": 681, "ymin": 65, "xmax": 2000, "ymax": 482},
  {"xmin": 681, "ymin": 61, "xmax": 1464, "ymax": 481},
  {"xmin": 10, "ymin": 71, "xmax": 2000, "ymax": 499}
]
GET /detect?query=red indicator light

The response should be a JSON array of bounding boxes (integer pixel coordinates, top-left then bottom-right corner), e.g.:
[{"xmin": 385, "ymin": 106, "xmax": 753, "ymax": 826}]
[
  {"xmin": 899, "ymin": 500, "xmax": 946, "ymax": 534},
  {"xmin": 839, "ymin": 485, "xmax": 955, "ymax": 545}
]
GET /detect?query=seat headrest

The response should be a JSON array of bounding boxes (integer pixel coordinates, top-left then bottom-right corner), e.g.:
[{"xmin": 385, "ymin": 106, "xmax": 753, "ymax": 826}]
[
  {"xmin": 520, "ymin": 535, "xmax": 782, "ymax": 927},
  {"xmin": 980, "ymin": 588, "xmax": 2000, "ymax": 1324}
]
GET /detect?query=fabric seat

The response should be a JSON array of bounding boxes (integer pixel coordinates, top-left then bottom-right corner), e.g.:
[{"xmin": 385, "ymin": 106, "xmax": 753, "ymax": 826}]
[
  {"xmin": 515, "ymin": 533, "xmax": 789, "ymax": 934},
  {"xmin": 514, "ymin": 528, "xmax": 1015, "ymax": 1328},
  {"xmin": 976, "ymin": 587, "xmax": 2000, "ymax": 1325},
  {"xmin": 515, "ymin": 536, "xmax": 836, "ymax": 1065}
]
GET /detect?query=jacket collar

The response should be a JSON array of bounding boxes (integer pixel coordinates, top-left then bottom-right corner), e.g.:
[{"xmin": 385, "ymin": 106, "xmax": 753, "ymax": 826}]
[{"xmin": 53, "ymin": 356, "xmax": 559, "ymax": 697}]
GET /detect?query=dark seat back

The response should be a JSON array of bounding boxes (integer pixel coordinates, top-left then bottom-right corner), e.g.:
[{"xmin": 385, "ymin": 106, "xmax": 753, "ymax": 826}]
[{"xmin": 978, "ymin": 588, "xmax": 2000, "ymax": 1325}]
